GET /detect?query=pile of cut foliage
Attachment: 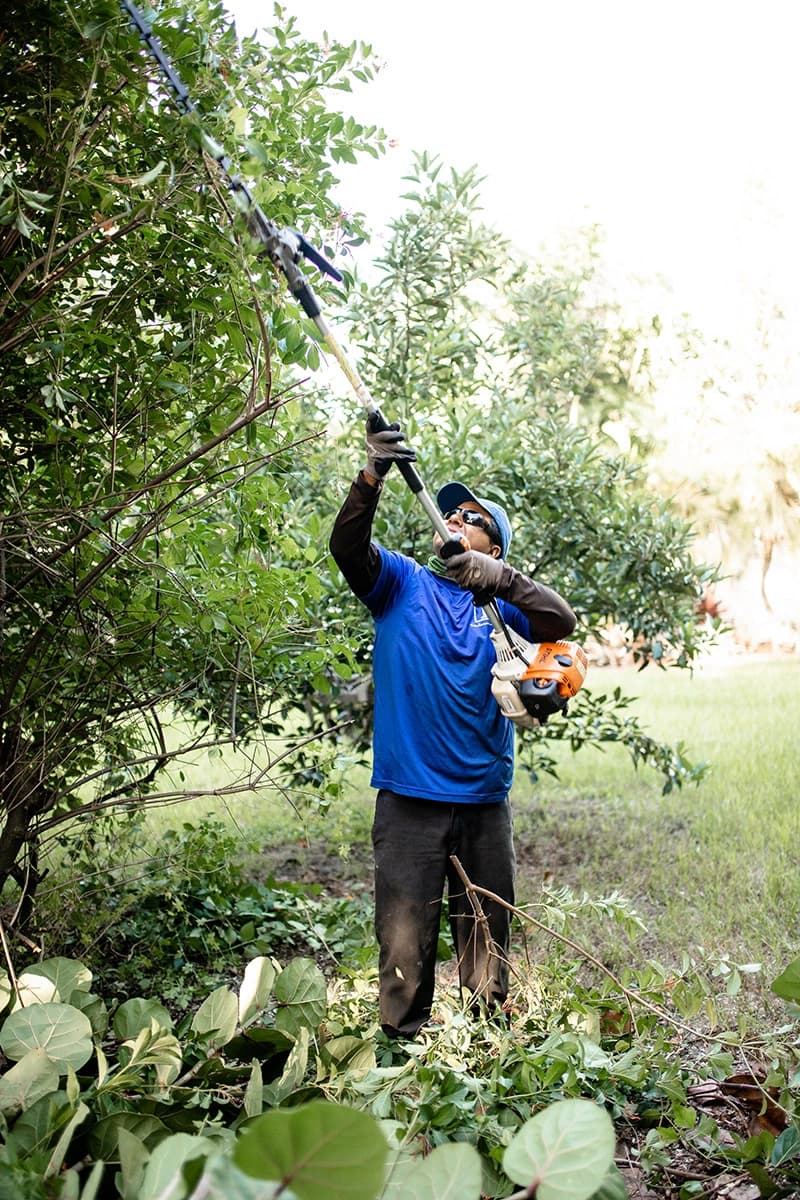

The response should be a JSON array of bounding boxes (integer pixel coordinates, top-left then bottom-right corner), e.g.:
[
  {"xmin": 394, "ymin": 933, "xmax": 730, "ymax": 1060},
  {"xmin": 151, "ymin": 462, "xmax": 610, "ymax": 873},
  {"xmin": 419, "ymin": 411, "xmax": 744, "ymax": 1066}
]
[{"xmin": 1, "ymin": 852, "xmax": 798, "ymax": 1199}]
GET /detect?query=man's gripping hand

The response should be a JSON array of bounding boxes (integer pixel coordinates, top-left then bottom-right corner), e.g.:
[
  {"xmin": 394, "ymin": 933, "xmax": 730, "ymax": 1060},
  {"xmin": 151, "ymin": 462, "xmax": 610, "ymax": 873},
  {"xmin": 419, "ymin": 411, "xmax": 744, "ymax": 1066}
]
[
  {"xmin": 444, "ymin": 550, "xmax": 504, "ymax": 604},
  {"xmin": 363, "ymin": 418, "xmax": 417, "ymax": 480}
]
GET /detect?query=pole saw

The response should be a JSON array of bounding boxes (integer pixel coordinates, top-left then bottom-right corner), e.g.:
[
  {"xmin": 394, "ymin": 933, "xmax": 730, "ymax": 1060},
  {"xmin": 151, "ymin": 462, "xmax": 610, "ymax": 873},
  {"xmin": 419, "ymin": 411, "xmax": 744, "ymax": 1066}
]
[{"xmin": 120, "ymin": 0, "xmax": 587, "ymax": 727}]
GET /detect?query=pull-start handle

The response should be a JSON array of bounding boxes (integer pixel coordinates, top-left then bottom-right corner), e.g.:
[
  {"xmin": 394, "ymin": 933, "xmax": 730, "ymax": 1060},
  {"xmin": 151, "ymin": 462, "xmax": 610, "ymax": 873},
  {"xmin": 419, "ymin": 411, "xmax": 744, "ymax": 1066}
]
[{"xmin": 518, "ymin": 677, "xmax": 567, "ymax": 723}]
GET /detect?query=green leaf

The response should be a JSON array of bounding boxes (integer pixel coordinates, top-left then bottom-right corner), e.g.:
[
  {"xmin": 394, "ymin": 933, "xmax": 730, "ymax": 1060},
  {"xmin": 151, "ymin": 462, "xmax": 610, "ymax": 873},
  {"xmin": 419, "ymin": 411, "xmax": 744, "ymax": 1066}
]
[
  {"xmin": 262, "ymin": 1025, "xmax": 310, "ymax": 1106},
  {"xmin": 129, "ymin": 161, "xmax": 167, "ymax": 188},
  {"xmin": 389, "ymin": 1142, "xmax": 482, "ymax": 1199},
  {"xmin": 233, "ymin": 1101, "xmax": 387, "ymax": 1200},
  {"xmin": 118, "ymin": 1127, "xmax": 150, "ymax": 1200},
  {"xmin": 771, "ymin": 1125, "xmax": 800, "ymax": 1166},
  {"xmin": 503, "ymin": 1099, "xmax": 616, "ymax": 1200},
  {"xmin": 588, "ymin": 1164, "xmax": 629, "ymax": 1200},
  {"xmin": 226, "ymin": 1026, "xmax": 293, "ymax": 1062},
  {"xmin": 239, "ymin": 956, "xmax": 276, "ymax": 1024},
  {"xmin": 89, "ymin": 1113, "xmax": 167, "ymax": 1163},
  {"xmin": 322, "ymin": 1036, "xmax": 376, "ymax": 1077},
  {"xmin": 243, "ymin": 1060, "xmax": 263, "ymax": 1119},
  {"xmin": 44, "ymin": 1099, "xmax": 89, "ymax": 1179},
  {"xmin": 192, "ymin": 1152, "xmax": 299, "ymax": 1198},
  {"xmin": 191, "ymin": 986, "xmax": 239, "ymax": 1046},
  {"xmin": 113, "ymin": 997, "xmax": 173, "ymax": 1039},
  {"xmin": 0, "ymin": 970, "xmax": 12, "ymax": 1016},
  {"xmin": 69, "ymin": 991, "xmax": 108, "ymax": 1038},
  {"xmin": 14, "ymin": 209, "xmax": 35, "ymax": 237},
  {"xmin": 75, "ymin": 1160, "xmax": 105, "ymax": 1200},
  {"xmin": 771, "ymin": 958, "xmax": 800, "ymax": 1002},
  {"xmin": 139, "ymin": 1133, "xmax": 214, "ymax": 1200},
  {"xmin": 746, "ymin": 1162, "xmax": 779, "ymax": 1194},
  {"xmin": 273, "ymin": 958, "xmax": 327, "ymax": 1037},
  {"xmin": 0, "ymin": 1002, "xmax": 93, "ymax": 1071},
  {"xmin": 15, "ymin": 958, "xmax": 92, "ymax": 1007},
  {"xmin": 0, "ymin": 1047, "xmax": 61, "ymax": 1115}
]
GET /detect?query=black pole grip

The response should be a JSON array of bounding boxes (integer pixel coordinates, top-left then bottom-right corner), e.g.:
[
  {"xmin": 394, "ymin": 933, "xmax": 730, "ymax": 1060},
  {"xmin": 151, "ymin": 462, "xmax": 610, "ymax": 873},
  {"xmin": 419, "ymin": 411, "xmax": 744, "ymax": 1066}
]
[
  {"xmin": 367, "ymin": 409, "xmax": 424, "ymax": 495},
  {"xmin": 439, "ymin": 536, "xmax": 468, "ymax": 559},
  {"xmin": 287, "ymin": 282, "xmax": 322, "ymax": 320},
  {"xmin": 365, "ymin": 409, "xmax": 467, "ymax": 557}
]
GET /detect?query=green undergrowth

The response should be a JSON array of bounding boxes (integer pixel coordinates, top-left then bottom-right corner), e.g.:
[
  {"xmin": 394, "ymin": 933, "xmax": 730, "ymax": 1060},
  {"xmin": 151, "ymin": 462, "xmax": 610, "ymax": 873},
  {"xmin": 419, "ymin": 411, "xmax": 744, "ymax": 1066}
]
[
  {"xmin": 11, "ymin": 655, "xmax": 799, "ymax": 1197},
  {"xmin": 38, "ymin": 817, "xmax": 375, "ymax": 1014},
  {"xmin": 2, "ymin": 932, "xmax": 800, "ymax": 1198}
]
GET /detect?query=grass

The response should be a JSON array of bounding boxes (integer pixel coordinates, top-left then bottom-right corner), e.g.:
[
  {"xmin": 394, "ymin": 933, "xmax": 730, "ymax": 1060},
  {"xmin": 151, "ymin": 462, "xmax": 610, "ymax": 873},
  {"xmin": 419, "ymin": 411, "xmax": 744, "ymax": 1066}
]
[
  {"xmin": 509, "ymin": 653, "xmax": 800, "ymax": 1009},
  {"xmin": 131, "ymin": 653, "xmax": 799, "ymax": 1016}
]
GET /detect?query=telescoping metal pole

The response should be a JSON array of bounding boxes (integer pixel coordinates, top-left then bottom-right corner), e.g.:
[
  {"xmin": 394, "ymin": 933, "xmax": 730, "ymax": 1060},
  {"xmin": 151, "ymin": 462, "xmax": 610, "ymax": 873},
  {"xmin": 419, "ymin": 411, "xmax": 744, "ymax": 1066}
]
[
  {"xmin": 120, "ymin": 0, "xmax": 459, "ymax": 552},
  {"xmin": 122, "ymin": 1, "xmax": 595, "ymax": 728},
  {"xmin": 265, "ymin": 233, "xmax": 460, "ymax": 550}
]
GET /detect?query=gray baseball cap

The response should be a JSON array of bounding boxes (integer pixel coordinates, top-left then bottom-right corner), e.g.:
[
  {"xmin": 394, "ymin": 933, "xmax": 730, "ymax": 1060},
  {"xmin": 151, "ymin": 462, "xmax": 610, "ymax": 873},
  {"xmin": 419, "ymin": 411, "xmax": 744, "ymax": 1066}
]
[{"xmin": 437, "ymin": 482, "xmax": 513, "ymax": 557}]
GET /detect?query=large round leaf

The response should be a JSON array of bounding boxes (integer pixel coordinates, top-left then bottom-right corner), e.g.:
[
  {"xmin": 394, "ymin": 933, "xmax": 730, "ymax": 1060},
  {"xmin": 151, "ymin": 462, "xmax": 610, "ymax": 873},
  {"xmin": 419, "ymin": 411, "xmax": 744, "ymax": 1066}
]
[
  {"xmin": 191, "ymin": 986, "xmax": 239, "ymax": 1047},
  {"xmin": 0, "ymin": 1003, "xmax": 93, "ymax": 1072},
  {"xmin": 0, "ymin": 1048, "xmax": 60, "ymax": 1116},
  {"xmin": 70, "ymin": 991, "xmax": 108, "ymax": 1039},
  {"xmin": 389, "ymin": 1142, "xmax": 482, "ymax": 1199},
  {"xmin": 273, "ymin": 959, "xmax": 327, "ymax": 1037},
  {"xmin": 233, "ymin": 1100, "xmax": 387, "ymax": 1200},
  {"xmin": 89, "ymin": 1112, "xmax": 168, "ymax": 1162},
  {"xmin": 502, "ymin": 1098, "xmax": 616, "ymax": 1200},
  {"xmin": 15, "ymin": 958, "xmax": 92, "ymax": 1008},
  {"xmin": 114, "ymin": 997, "xmax": 173, "ymax": 1039},
  {"xmin": 200, "ymin": 1152, "xmax": 302, "ymax": 1199}
]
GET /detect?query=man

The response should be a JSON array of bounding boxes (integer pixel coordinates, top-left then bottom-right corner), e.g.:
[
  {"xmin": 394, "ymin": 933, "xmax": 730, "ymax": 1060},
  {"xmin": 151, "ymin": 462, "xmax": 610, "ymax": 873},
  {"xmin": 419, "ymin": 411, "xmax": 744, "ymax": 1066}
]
[{"xmin": 329, "ymin": 420, "xmax": 576, "ymax": 1038}]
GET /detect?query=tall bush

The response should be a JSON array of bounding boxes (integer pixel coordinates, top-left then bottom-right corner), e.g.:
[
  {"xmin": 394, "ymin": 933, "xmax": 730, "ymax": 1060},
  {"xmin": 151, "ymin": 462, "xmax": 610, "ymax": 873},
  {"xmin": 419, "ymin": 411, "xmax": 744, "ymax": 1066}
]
[{"xmin": 0, "ymin": 0, "xmax": 383, "ymax": 906}]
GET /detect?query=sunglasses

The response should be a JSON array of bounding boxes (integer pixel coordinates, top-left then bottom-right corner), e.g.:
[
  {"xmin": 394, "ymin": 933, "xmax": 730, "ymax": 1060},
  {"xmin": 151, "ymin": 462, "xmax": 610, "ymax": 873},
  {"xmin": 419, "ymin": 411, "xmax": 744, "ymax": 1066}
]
[{"xmin": 444, "ymin": 507, "xmax": 501, "ymax": 546}]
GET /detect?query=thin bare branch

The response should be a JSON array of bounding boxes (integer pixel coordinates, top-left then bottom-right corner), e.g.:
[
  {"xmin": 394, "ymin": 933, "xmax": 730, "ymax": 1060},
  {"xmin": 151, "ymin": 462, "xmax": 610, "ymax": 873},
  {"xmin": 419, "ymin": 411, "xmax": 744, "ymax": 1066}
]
[{"xmin": 450, "ymin": 855, "xmax": 730, "ymax": 1043}]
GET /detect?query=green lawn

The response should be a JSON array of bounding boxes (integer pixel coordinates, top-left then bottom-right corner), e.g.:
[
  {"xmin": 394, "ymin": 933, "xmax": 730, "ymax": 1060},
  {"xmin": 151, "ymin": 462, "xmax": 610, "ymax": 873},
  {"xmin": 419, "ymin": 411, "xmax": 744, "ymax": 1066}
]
[
  {"xmin": 139, "ymin": 654, "xmax": 800, "ymax": 1013},
  {"xmin": 509, "ymin": 654, "xmax": 800, "ymax": 1002}
]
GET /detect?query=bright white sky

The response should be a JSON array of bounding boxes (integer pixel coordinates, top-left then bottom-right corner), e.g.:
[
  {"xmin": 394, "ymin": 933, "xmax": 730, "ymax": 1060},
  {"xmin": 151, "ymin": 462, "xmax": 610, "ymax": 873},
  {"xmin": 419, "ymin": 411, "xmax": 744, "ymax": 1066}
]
[{"xmin": 229, "ymin": 0, "xmax": 800, "ymax": 336}]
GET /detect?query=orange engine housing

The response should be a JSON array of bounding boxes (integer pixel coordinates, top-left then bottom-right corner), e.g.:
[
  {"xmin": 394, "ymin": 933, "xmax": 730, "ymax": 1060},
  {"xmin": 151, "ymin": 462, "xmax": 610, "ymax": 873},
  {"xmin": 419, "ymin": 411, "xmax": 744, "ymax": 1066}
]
[{"xmin": 520, "ymin": 640, "xmax": 588, "ymax": 698}]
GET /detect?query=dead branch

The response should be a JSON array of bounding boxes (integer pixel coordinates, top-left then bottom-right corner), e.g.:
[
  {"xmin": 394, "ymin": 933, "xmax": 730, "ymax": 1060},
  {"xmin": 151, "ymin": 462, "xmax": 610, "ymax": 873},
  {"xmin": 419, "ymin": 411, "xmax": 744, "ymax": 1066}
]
[{"xmin": 449, "ymin": 855, "xmax": 734, "ymax": 1043}]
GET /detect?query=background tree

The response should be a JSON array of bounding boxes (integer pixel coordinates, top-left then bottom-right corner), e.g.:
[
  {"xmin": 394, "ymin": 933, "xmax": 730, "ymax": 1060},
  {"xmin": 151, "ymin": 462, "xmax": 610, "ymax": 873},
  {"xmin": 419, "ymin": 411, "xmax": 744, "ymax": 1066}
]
[
  {"xmin": 642, "ymin": 299, "xmax": 800, "ymax": 639},
  {"xmin": 290, "ymin": 157, "xmax": 718, "ymax": 786},
  {"xmin": 0, "ymin": 0, "xmax": 384, "ymax": 913},
  {"xmin": 500, "ymin": 228, "xmax": 654, "ymax": 434}
]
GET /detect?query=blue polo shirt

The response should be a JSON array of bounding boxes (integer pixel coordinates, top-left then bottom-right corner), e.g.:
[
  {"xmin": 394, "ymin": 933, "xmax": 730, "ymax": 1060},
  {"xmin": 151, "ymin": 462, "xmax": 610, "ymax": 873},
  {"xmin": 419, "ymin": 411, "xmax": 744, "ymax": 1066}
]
[{"xmin": 362, "ymin": 549, "xmax": 533, "ymax": 804}]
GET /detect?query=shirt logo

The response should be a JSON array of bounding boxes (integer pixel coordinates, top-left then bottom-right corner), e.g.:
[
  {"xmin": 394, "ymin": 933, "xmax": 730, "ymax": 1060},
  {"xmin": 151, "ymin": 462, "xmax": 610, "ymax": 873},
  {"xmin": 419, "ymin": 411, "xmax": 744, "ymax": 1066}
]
[{"xmin": 471, "ymin": 605, "xmax": 492, "ymax": 628}]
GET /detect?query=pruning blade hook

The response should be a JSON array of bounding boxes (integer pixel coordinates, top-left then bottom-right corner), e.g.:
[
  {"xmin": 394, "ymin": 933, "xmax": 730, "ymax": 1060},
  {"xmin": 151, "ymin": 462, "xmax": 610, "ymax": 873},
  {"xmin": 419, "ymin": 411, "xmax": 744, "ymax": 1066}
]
[{"xmin": 264, "ymin": 226, "xmax": 342, "ymax": 285}]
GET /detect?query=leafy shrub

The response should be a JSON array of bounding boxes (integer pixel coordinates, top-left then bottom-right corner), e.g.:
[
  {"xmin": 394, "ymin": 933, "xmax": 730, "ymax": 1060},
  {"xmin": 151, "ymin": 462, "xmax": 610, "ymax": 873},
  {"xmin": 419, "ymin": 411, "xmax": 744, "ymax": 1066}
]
[
  {"xmin": 0, "ymin": 952, "xmax": 799, "ymax": 1198},
  {"xmin": 41, "ymin": 818, "xmax": 375, "ymax": 1010}
]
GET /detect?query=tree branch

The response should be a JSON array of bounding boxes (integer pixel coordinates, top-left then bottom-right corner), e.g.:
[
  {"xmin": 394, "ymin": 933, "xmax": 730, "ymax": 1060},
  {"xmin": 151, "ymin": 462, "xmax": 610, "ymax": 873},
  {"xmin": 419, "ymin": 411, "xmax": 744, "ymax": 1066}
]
[{"xmin": 449, "ymin": 855, "xmax": 728, "ymax": 1043}]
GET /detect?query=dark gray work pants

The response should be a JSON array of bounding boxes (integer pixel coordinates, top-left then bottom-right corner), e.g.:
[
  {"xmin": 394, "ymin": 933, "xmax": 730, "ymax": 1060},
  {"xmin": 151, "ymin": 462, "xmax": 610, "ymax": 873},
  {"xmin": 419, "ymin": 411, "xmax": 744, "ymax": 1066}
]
[{"xmin": 372, "ymin": 789, "xmax": 515, "ymax": 1037}]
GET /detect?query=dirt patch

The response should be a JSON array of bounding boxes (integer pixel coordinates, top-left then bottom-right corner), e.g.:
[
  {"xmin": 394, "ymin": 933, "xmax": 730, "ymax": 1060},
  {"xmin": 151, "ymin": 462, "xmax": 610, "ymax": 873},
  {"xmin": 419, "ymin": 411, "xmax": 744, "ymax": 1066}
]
[{"xmin": 256, "ymin": 838, "xmax": 372, "ymax": 896}]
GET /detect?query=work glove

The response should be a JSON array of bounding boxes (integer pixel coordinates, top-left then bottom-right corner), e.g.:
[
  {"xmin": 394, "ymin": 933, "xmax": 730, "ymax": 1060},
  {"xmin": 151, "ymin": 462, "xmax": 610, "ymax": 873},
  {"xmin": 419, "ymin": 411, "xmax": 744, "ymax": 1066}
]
[
  {"xmin": 444, "ymin": 549, "xmax": 505, "ymax": 604},
  {"xmin": 363, "ymin": 417, "xmax": 416, "ymax": 479}
]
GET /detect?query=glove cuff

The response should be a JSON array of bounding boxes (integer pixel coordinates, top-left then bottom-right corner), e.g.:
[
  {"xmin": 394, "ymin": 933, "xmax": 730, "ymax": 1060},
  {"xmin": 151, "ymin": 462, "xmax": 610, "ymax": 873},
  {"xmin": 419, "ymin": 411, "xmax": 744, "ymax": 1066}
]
[{"xmin": 363, "ymin": 456, "xmax": 393, "ymax": 479}]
